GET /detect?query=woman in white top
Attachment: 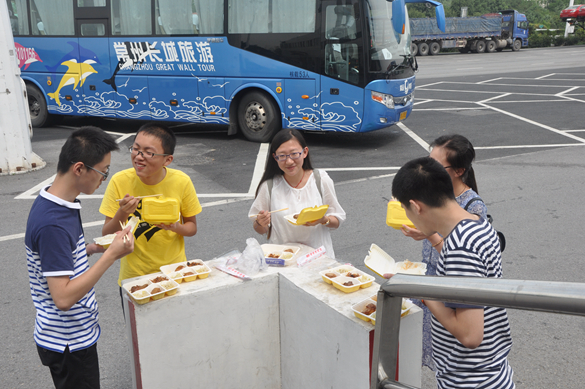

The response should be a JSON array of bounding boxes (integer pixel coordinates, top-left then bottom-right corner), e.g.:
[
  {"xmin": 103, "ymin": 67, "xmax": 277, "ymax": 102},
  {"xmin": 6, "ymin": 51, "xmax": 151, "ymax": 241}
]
[{"xmin": 249, "ymin": 129, "xmax": 346, "ymax": 258}]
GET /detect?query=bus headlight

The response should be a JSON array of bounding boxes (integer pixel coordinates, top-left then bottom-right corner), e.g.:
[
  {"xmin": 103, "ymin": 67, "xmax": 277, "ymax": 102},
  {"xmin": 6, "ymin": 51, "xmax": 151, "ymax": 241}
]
[
  {"xmin": 371, "ymin": 91, "xmax": 394, "ymax": 109},
  {"xmin": 394, "ymin": 92, "xmax": 414, "ymax": 106}
]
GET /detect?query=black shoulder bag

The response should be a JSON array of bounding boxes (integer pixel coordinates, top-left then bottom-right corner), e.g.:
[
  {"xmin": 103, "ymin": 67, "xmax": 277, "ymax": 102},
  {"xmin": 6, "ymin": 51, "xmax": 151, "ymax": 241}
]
[{"xmin": 464, "ymin": 197, "xmax": 506, "ymax": 253}]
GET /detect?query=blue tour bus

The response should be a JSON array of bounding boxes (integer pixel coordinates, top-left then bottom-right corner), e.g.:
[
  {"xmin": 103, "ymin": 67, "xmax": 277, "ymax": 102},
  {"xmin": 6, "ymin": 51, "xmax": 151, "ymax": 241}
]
[{"xmin": 8, "ymin": 0, "xmax": 444, "ymax": 142}]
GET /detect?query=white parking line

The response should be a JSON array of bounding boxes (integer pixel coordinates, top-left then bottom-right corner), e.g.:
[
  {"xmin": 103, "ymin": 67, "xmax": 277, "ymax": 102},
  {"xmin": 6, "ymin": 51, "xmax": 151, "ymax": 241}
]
[
  {"xmin": 535, "ymin": 74, "xmax": 555, "ymax": 79},
  {"xmin": 556, "ymin": 87, "xmax": 580, "ymax": 96},
  {"xmin": 477, "ymin": 102, "xmax": 585, "ymax": 144},
  {"xmin": 476, "ymin": 77, "xmax": 502, "ymax": 84},
  {"xmin": 396, "ymin": 122, "xmax": 429, "ymax": 151},
  {"xmin": 479, "ymin": 93, "xmax": 511, "ymax": 104},
  {"xmin": 475, "ymin": 143, "xmax": 585, "ymax": 149},
  {"xmin": 248, "ymin": 143, "xmax": 269, "ymax": 195}
]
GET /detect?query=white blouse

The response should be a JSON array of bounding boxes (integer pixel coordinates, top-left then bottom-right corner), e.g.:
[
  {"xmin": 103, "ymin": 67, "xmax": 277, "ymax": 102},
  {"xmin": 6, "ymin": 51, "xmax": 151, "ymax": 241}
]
[{"xmin": 248, "ymin": 170, "xmax": 346, "ymax": 259}]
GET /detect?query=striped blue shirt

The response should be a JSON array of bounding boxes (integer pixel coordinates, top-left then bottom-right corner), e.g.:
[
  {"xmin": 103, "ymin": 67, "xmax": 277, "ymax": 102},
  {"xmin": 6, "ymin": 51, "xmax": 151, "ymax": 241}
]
[
  {"xmin": 433, "ymin": 218, "xmax": 514, "ymax": 389},
  {"xmin": 25, "ymin": 187, "xmax": 100, "ymax": 353}
]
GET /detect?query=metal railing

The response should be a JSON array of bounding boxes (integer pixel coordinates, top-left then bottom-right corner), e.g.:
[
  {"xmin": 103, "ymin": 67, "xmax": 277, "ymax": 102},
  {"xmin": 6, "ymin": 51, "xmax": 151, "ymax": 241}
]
[{"xmin": 370, "ymin": 274, "xmax": 585, "ymax": 389}]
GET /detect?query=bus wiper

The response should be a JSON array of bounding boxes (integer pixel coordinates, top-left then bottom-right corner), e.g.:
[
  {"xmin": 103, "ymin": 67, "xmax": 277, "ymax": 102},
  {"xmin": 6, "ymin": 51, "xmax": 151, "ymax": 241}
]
[
  {"xmin": 385, "ymin": 61, "xmax": 400, "ymax": 78},
  {"xmin": 401, "ymin": 54, "xmax": 418, "ymax": 72}
]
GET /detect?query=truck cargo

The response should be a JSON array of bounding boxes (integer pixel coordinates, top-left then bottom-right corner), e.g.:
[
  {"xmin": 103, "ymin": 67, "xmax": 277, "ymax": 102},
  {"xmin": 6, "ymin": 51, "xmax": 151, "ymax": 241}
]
[{"xmin": 410, "ymin": 9, "xmax": 529, "ymax": 55}]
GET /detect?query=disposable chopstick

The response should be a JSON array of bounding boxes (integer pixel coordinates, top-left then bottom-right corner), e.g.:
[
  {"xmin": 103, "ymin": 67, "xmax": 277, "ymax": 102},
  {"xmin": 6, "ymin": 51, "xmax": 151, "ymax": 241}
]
[
  {"xmin": 115, "ymin": 194, "xmax": 162, "ymax": 202},
  {"xmin": 249, "ymin": 207, "xmax": 289, "ymax": 218},
  {"xmin": 119, "ymin": 221, "xmax": 128, "ymax": 243}
]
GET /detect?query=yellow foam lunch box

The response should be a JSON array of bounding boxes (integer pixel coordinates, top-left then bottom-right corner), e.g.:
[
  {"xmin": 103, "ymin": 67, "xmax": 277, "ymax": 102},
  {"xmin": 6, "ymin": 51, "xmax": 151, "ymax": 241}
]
[
  {"xmin": 386, "ymin": 201, "xmax": 415, "ymax": 229},
  {"xmin": 142, "ymin": 197, "xmax": 179, "ymax": 224},
  {"xmin": 284, "ymin": 205, "xmax": 329, "ymax": 225}
]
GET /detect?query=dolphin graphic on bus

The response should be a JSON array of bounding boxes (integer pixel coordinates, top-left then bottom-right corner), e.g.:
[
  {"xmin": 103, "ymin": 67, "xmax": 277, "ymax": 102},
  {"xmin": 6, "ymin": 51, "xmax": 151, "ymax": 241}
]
[{"xmin": 48, "ymin": 59, "xmax": 98, "ymax": 106}]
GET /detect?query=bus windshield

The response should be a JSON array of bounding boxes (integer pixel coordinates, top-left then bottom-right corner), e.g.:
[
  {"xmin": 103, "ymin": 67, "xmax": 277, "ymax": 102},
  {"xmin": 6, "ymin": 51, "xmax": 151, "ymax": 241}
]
[{"xmin": 367, "ymin": 0, "xmax": 412, "ymax": 79}]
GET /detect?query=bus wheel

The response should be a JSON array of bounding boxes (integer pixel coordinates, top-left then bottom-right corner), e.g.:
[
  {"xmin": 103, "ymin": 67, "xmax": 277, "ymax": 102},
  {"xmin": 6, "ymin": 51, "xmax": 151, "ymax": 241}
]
[
  {"xmin": 417, "ymin": 42, "xmax": 429, "ymax": 56},
  {"xmin": 27, "ymin": 84, "xmax": 50, "ymax": 127},
  {"xmin": 238, "ymin": 91, "xmax": 281, "ymax": 143},
  {"xmin": 512, "ymin": 39, "xmax": 522, "ymax": 51},
  {"xmin": 486, "ymin": 40, "xmax": 497, "ymax": 53},
  {"xmin": 410, "ymin": 42, "xmax": 418, "ymax": 56},
  {"xmin": 429, "ymin": 41, "xmax": 441, "ymax": 55}
]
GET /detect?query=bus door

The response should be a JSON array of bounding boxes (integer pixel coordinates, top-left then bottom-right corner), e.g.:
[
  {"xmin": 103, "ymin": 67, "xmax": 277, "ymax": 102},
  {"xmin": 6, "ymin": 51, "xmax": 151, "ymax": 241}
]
[
  {"xmin": 197, "ymin": 78, "xmax": 228, "ymax": 124},
  {"xmin": 73, "ymin": 1, "xmax": 115, "ymax": 116},
  {"xmin": 320, "ymin": 1, "xmax": 365, "ymax": 132},
  {"xmin": 148, "ymin": 76, "xmax": 199, "ymax": 123},
  {"xmin": 284, "ymin": 78, "xmax": 320, "ymax": 131},
  {"xmin": 76, "ymin": 18, "xmax": 114, "ymax": 117}
]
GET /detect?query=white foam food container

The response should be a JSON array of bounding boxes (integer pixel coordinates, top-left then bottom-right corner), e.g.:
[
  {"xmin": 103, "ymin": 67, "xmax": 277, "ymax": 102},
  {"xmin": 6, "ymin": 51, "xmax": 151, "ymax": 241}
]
[
  {"xmin": 261, "ymin": 244, "xmax": 301, "ymax": 266},
  {"xmin": 319, "ymin": 264, "xmax": 375, "ymax": 293},
  {"xmin": 160, "ymin": 259, "xmax": 211, "ymax": 282},
  {"xmin": 352, "ymin": 297, "xmax": 414, "ymax": 326},
  {"xmin": 364, "ymin": 243, "xmax": 427, "ymax": 277},
  {"xmin": 93, "ymin": 216, "xmax": 139, "ymax": 248},
  {"xmin": 122, "ymin": 273, "xmax": 180, "ymax": 305}
]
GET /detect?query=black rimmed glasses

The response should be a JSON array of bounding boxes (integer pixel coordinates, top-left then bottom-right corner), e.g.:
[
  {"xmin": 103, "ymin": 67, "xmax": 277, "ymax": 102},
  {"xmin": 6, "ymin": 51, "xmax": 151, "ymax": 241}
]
[
  {"xmin": 73, "ymin": 161, "xmax": 109, "ymax": 180},
  {"xmin": 129, "ymin": 146, "xmax": 170, "ymax": 159},
  {"xmin": 273, "ymin": 152, "xmax": 303, "ymax": 162}
]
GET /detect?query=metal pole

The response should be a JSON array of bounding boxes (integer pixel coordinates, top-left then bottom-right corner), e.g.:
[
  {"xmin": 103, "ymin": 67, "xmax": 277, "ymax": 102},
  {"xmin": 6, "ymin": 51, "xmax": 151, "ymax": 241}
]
[
  {"xmin": 0, "ymin": 1, "xmax": 45, "ymax": 175},
  {"xmin": 565, "ymin": 0, "xmax": 575, "ymax": 38}
]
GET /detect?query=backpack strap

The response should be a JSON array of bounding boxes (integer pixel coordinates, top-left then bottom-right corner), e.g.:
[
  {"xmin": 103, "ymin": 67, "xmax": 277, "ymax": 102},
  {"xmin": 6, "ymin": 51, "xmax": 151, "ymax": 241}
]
[{"xmin": 464, "ymin": 196, "xmax": 483, "ymax": 211}]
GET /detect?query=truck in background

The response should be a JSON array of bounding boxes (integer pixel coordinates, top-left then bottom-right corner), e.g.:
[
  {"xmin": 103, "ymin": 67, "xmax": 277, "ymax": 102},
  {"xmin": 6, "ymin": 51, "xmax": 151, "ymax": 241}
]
[{"xmin": 410, "ymin": 9, "xmax": 529, "ymax": 55}]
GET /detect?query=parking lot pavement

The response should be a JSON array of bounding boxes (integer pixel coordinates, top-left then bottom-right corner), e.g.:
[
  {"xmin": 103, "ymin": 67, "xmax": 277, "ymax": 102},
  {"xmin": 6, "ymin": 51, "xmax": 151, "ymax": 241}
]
[{"xmin": 1, "ymin": 53, "xmax": 584, "ymax": 388}]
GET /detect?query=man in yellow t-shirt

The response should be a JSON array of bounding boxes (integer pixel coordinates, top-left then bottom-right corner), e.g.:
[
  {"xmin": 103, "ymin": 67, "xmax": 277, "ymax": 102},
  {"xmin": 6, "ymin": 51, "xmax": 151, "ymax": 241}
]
[{"xmin": 99, "ymin": 123, "xmax": 202, "ymax": 286}]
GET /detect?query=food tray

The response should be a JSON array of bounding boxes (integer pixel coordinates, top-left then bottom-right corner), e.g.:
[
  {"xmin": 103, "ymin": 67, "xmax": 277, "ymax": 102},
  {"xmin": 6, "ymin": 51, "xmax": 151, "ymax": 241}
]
[
  {"xmin": 351, "ymin": 296, "xmax": 414, "ymax": 326},
  {"xmin": 261, "ymin": 244, "xmax": 301, "ymax": 266},
  {"xmin": 319, "ymin": 265, "xmax": 375, "ymax": 293},
  {"xmin": 284, "ymin": 204, "xmax": 329, "ymax": 225},
  {"xmin": 93, "ymin": 216, "xmax": 140, "ymax": 248},
  {"xmin": 160, "ymin": 259, "xmax": 211, "ymax": 282},
  {"xmin": 364, "ymin": 243, "xmax": 427, "ymax": 277},
  {"xmin": 386, "ymin": 201, "xmax": 415, "ymax": 229},
  {"xmin": 122, "ymin": 274, "xmax": 180, "ymax": 305},
  {"xmin": 142, "ymin": 197, "xmax": 179, "ymax": 224}
]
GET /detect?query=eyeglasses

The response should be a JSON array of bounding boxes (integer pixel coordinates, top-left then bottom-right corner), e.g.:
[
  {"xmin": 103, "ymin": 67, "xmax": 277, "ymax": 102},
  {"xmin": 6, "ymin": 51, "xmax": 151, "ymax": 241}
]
[
  {"xmin": 72, "ymin": 161, "xmax": 109, "ymax": 180},
  {"xmin": 129, "ymin": 146, "xmax": 170, "ymax": 159},
  {"xmin": 273, "ymin": 152, "xmax": 303, "ymax": 162}
]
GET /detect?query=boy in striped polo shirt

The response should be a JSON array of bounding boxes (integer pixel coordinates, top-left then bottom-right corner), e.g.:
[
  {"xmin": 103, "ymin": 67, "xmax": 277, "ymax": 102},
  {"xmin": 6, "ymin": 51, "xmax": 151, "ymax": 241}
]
[
  {"xmin": 390, "ymin": 156, "xmax": 514, "ymax": 389},
  {"xmin": 25, "ymin": 127, "xmax": 134, "ymax": 389}
]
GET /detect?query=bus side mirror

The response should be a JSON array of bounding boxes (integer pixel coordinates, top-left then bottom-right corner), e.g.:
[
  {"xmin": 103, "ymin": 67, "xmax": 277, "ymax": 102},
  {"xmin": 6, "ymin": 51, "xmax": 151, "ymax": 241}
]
[
  {"xmin": 389, "ymin": 0, "xmax": 406, "ymax": 35},
  {"xmin": 404, "ymin": 0, "xmax": 446, "ymax": 32}
]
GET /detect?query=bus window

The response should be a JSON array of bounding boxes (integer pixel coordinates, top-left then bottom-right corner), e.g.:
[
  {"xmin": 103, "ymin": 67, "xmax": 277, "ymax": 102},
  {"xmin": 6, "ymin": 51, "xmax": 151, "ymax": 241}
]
[
  {"xmin": 228, "ymin": 0, "xmax": 269, "ymax": 33},
  {"xmin": 30, "ymin": 0, "xmax": 74, "ymax": 35},
  {"xmin": 81, "ymin": 22, "xmax": 106, "ymax": 36},
  {"xmin": 324, "ymin": 5, "xmax": 360, "ymax": 84},
  {"xmin": 77, "ymin": 0, "xmax": 106, "ymax": 6},
  {"xmin": 111, "ymin": 0, "xmax": 152, "ymax": 35},
  {"xmin": 272, "ymin": 0, "xmax": 316, "ymax": 33},
  {"xmin": 193, "ymin": 0, "xmax": 224, "ymax": 34},
  {"xmin": 155, "ymin": 0, "xmax": 195, "ymax": 35},
  {"xmin": 7, "ymin": 0, "xmax": 29, "ymax": 35}
]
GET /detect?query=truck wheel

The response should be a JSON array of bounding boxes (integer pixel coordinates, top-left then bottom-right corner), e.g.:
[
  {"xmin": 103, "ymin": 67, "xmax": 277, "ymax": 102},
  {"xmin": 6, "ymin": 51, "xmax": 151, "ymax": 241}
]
[
  {"xmin": 429, "ymin": 41, "xmax": 441, "ymax": 55},
  {"xmin": 417, "ymin": 42, "xmax": 429, "ymax": 56},
  {"xmin": 26, "ymin": 83, "xmax": 51, "ymax": 127},
  {"xmin": 512, "ymin": 39, "xmax": 522, "ymax": 51},
  {"xmin": 486, "ymin": 40, "xmax": 497, "ymax": 53},
  {"xmin": 474, "ymin": 40, "xmax": 486, "ymax": 53},
  {"xmin": 411, "ymin": 43, "xmax": 418, "ymax": 56},
  {"xmin": 237, "ymin": 91, "xmax": 281, "ymax": 143}
]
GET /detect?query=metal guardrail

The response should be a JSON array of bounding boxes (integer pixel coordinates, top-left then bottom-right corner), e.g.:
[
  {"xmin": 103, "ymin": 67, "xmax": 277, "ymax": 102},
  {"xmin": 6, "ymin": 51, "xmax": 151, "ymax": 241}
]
[{"xmin": 370, "ymin": 274, "xmax": 585, "ymax": 389}]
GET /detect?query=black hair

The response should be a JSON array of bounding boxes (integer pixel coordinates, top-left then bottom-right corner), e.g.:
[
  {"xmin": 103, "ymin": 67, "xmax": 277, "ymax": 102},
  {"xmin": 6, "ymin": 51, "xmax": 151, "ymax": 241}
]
[
  {"xmin": 57, "ymin": 126, "xmax": 119, "ymax": 174},
  {"xmin": 431, "ymin": 134, "xmax": 478, "ymax": 194},
  {"xmin": 255, "ymin": 129, "xmax": 313, "ymax": 197},
  {"xmin": 392, "ymin": 157, "xmax": 455, "ymax": 209},
  {"xmin": 136, "ymin": 122, "xmax": 176, "ymax": 155}
]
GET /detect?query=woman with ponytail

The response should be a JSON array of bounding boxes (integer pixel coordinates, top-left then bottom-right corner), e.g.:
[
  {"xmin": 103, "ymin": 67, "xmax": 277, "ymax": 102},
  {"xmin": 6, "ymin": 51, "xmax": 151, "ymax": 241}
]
[{"xmin": 400, "ymin": 134, "xmax": 487, "ymax": 371}]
